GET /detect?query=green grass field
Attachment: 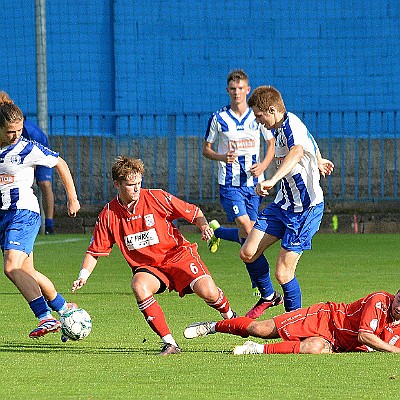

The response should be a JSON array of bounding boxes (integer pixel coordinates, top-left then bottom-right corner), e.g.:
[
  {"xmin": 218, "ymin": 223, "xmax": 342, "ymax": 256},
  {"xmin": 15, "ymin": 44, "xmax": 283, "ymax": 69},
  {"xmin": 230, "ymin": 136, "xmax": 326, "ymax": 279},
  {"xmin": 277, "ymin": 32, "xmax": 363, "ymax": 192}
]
[{"xmin": 0, "ymin": 233, "xmax": 399, "ymax": 399}]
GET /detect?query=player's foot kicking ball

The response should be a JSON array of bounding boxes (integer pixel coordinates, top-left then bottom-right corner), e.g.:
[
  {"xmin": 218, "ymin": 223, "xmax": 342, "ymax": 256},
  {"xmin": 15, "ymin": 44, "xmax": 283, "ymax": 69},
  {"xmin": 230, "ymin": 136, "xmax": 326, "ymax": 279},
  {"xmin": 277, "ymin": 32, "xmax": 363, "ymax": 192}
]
[{"xmin": 29, "ymin": 318, "xmax": 62, "ymax": 338}]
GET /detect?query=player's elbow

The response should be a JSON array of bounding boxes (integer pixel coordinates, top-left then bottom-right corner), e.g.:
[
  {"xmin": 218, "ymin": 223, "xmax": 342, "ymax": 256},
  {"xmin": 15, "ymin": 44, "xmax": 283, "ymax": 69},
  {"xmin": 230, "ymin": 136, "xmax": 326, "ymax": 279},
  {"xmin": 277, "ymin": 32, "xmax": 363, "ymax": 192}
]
[{"xmin": 358, "ymin": 331, "xmax": 371, "ymax": 345}]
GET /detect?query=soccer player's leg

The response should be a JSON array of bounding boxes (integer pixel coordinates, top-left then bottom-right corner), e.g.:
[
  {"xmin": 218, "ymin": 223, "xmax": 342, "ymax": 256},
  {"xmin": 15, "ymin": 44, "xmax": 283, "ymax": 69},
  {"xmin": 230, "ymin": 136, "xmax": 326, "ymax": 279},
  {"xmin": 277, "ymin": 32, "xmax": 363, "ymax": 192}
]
[
  {"xmin": 242, "ymin": 197, "xmax": 282, "ymax": 304},
  {"xmin": 207, "ymin": 186, "xmax": 243, "ymax": 253},
  {"xmin": 36, "ymin": 270, "xmax": 79, "ymax": 315},
  {"xmin": 241, "ymin": 219, "xmax": 282, "ymax": 318},
  {"xmin": 132, "ymin": 269, "xmax": 181, "ymax": 355},
  {"xmin": 193, "ymin": 275, "xmax": 236, "ymax": 319},
  {"xmin": 1, "ymin": 210, "xmax": 60, "ymax": 338},
  {"xmin": 277, "ymin": 203, "xmax": 324, "ymax": 312}
]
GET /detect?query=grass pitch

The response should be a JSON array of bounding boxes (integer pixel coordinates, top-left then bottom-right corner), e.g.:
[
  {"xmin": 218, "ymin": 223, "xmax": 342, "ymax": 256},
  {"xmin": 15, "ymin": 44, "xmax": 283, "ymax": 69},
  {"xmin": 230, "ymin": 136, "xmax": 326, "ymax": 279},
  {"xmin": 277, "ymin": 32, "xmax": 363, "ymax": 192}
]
[{"xmin": 0, "ymin": 233, "xmax": 399, "ymax": 399}]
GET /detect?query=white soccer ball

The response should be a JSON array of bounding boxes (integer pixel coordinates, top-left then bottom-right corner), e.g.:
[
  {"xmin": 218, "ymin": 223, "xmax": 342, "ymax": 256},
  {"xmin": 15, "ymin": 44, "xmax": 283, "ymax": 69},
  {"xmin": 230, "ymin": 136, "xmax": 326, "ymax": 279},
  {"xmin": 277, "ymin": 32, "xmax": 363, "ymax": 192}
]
[{"xmin": 61, "ymin": 308, "xmax": 92, "ymax": 341}]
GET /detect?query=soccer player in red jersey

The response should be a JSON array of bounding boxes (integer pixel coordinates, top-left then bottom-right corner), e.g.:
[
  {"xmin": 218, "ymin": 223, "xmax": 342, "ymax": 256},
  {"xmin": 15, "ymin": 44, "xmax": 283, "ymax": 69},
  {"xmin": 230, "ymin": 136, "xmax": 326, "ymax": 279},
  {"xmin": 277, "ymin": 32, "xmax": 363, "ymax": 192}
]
[
  {"xmin": 184, "ymin": 290, "xmax": 400, "ymax": 354},
  {"xmin": 72, "ymin": 156, "xmax": 236, "ymax": 355}
]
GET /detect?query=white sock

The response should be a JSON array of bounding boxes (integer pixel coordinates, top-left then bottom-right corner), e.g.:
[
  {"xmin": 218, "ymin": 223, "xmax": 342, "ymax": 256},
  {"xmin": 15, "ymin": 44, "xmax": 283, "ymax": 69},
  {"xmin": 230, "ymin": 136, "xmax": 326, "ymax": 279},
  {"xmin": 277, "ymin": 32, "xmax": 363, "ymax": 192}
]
[
  {"xmin": 162, "ymin": 334, "xmax": 178, "ymax": 347},
  {"xmin": 57, "ymin": 302, "xmax": 69, "ymax": 316},
  {"xmin": 221, "ymin": 308, "xmax": 235, "ymax": 319},
  {"xmin": 253, "ymin": 343, "xmax": 265, "ymax": 354}
]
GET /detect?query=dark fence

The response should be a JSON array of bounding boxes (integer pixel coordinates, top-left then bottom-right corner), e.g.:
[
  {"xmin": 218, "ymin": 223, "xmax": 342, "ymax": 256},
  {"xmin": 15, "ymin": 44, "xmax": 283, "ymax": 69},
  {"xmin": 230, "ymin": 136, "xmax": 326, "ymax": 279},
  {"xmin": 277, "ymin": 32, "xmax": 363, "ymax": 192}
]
[{"xmin": 44, "ymin": 111, "xmax": 399, "ymax": 206}]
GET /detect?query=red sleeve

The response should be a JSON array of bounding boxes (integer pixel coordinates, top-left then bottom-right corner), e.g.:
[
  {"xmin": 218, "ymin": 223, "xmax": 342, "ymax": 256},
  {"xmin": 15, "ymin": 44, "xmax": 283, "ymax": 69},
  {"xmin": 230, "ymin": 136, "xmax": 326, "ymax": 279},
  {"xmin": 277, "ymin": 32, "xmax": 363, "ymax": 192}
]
[
  {"xmin": 150, "ymin": 190, "xmax": 198, "ymax": 224},
  {"xmin": 87, "ymin": 204, "xmax": 115, "ymax": 257},
  {"xmin": 358, "ymin": 292, "xmax": 392, "ymax": 336}
]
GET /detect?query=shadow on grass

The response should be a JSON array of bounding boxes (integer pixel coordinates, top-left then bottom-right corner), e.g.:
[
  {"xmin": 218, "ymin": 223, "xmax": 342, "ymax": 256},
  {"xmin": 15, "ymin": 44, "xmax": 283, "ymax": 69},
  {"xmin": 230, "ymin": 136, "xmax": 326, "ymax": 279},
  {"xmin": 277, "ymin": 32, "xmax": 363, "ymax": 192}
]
[
  {"xmin": 0, "ymin": 341, "xmax": 232, "ymax": 355},
  {"xmin": 0, "ymin": 341, "xmax": 153, "ymax": 354}
]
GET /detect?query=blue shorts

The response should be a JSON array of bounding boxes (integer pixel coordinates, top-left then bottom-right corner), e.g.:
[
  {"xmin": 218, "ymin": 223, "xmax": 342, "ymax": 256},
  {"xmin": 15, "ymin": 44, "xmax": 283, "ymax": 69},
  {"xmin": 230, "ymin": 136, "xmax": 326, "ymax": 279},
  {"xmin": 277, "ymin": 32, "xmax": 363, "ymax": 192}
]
[
  {"xmin": 35, "ymin": 165, "xmax": 53, "ymax": 183},
  {"xmin": 0, "ymin": 209, "xmax": 41, "ymax": 254},
  {"xmin": 219, "ymin": 185, "xmax": 261, "ymax": 222},
  {"xmin": 254, "ymin": 202, "xmax": 324, "ymax": 254}
]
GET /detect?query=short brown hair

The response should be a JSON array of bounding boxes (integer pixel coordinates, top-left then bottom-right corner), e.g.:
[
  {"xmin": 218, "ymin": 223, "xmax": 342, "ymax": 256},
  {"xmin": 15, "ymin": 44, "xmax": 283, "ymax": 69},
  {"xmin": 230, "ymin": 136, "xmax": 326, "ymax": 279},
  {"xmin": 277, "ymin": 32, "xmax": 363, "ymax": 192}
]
[
  {"xmin": 248, "ymin": 86, "xmax": 286, "ymax": 113},
  {"xmin": 227, "ymin": 69, "xmax": 249, "ymax": 85},
  {"xmin": 112, "ymin": 156, "xmax": 145, "ymax": 182}
]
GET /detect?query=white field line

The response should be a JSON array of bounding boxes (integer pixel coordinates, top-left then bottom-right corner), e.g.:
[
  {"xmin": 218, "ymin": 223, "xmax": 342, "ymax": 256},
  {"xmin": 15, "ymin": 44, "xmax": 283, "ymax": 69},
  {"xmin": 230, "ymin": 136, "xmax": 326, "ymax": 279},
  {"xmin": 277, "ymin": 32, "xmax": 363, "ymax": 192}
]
[{"xmin": 35, "ymin": 237, "xmax": 88, "ymax": 246}]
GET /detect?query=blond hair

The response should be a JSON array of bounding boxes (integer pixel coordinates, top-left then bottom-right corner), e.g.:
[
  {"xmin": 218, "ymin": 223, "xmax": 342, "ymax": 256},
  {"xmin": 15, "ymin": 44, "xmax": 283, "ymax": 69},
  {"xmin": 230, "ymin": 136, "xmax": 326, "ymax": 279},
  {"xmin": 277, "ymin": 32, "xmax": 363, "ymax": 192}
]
[{"xmin": 112, "ymin": 156, "xmax": 145, "ymax": 182}]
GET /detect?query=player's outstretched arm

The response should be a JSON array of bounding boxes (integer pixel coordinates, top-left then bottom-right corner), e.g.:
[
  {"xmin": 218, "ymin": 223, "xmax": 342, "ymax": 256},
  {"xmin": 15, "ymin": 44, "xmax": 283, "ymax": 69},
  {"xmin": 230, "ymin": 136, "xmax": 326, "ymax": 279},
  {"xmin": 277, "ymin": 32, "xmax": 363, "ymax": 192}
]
[
  {"xmin": 72, "ymin": 254, "xmax": 99, "ymax": 293},
  {"xmin": 54, "ymin": 156, "xmax": 81, "ymax": 217},
  {"xmin": 194, "ymin": 209, "xmax": 214, "ymax": 242},
  {"xmin": 358, "ymin": 331, "xmax": 400, "ymax": 353}
]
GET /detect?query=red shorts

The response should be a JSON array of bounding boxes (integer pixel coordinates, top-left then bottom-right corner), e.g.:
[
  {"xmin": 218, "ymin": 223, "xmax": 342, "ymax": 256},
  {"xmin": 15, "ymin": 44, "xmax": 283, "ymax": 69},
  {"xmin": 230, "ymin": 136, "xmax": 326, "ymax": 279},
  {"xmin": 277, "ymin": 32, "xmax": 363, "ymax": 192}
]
[
  {"xmin": 133, "ymin": 244, "xmax": 211, "ymax": 297},
  {"xmin": 273, "ymin": 303, "xmax": 335, "ymax": 344}
]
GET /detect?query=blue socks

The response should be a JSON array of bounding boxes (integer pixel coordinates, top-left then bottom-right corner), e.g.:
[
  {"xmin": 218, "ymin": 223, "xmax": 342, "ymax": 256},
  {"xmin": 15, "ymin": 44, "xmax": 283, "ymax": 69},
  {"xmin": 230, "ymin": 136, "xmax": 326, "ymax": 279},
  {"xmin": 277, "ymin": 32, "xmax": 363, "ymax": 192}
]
[
  {"xmin": 215, "ymin": 227, "xmax": 275, "ymax": 297},
  {"xmin": 45, "ymin": 218, "xmax": 54, "ymax": 230},
  {"xmin": 281, "ymin": 277, "xmax": 302, "ymax": 311},
  {"xmin": 29, "ymin": 296, "xmax": 52, "ymax": 320},
  {"xmin": 244, "ymin": 254, "xmax": 275, "ymax": 299},
  {"xmin": 47, "ymin": 292, "xmax": 67, "ymax": 313},
  {"xmin": 213, "ymin": 226, "xmax": 240, "ymax": 243}
]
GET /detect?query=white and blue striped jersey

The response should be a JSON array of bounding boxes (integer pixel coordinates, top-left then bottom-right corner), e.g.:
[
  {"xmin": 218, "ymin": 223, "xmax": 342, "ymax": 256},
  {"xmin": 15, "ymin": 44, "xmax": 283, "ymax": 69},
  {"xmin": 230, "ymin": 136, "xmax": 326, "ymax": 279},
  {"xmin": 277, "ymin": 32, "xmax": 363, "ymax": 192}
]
[
  {"xmin": 205, "ymin": 105, "xmax": 273, "ymax": 187},
  {"xmin": 0, "ymin": 137, "xmax": 59, "ymax": 213},
  {"xmin": 272, "ymin": 112, "xmax": 323, "ymax": 212}
]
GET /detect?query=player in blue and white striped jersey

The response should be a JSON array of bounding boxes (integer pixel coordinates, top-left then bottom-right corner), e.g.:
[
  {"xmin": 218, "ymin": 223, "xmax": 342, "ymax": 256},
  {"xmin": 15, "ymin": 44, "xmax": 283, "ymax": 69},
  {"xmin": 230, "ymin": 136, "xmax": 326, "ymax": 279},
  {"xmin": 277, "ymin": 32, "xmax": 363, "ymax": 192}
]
[
  {"xmin": 0, "ymin": 91, "xmax": 56, "ymax": 234},
  {"xmin": 203, "ymin": 70, "xmax": 281, "ymax": 312},
  {"xmin": 0, "ymin": 97, "xmax": 80, "ymax": 338},
  {"xmin": 242, "ymin": 85, "xmax": 334, "ymax": 316}
]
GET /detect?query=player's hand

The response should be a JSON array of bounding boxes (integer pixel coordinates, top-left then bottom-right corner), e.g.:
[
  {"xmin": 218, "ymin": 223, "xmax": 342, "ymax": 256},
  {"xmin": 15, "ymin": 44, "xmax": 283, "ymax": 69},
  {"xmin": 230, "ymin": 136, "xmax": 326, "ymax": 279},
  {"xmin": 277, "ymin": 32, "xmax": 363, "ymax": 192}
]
[
  {"xmin": 255, "ymin": 180, "xmax": 274, "ymax": 196},
  {"xmin": 201, "ymin": 225, "xmax": 214, "ymax": 242},
  {"xmin": 250, "ymin": 163, "xmax": 264, "ymax": 178},
  {"xmin": 71, "ymin": 278, "xmax": 86, "ymax": 293},
  {"xmin": 224, "ymin": 150, "xmax": 238, "ymax": 164},
  {"xmin": 318, "ymin": 159, "xmax": 334, "ymax": 177},
  {"xmin": 67, "ymin": 199, "xmax": 81, "ymax": 217}
]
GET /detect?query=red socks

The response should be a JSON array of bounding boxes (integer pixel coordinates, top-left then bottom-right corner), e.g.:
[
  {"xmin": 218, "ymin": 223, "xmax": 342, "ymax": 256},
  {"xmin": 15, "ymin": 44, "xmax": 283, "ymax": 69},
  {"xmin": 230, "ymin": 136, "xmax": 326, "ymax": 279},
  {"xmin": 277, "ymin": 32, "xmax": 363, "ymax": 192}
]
[
  {"xmin": 215, "ymin": 316, "xmax": 252, "ymax": 338},
  {"xmin": 205, "ymin": 288, "xmax": 231, "ymax": 315},
  {"xmin": 138, "ymin": 295, "xmax": 170, "ymax": 338},
  {"xmin": 264, "ymin": 341, "xmax": 301, "ymax": 354},
  {"xmin": 214, "ymin": 317, "xmax": 302, "ymax": 353}
]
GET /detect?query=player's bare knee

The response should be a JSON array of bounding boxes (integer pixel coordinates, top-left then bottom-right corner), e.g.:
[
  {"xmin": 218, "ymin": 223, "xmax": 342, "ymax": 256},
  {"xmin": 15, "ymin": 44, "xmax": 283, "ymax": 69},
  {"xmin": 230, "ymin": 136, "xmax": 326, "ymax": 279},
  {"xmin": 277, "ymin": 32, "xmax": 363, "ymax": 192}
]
[
  {"xmin": 274, "ymin": 270, "xmax": 285, "ymax": 284},
  {"xmin": 300, "ymin": 338, "xmax": 331, "ymax": 354},
  {"xmin": 248, "ymin": 319, "xmax": 277, "ymax": 338},
  {"xmin": 239, "ymin": 248, "xmax": 254, "ymax": 263},
  {"xmin": 131, "ymin": 274, "xmax": 158, "ymax": 300},
  {"xmin": 194, "ymin": 277, "xmax": 219, "ymax": 302},
  {"xmin": 248, "ymin": 321, "xmax": 266, "ymax": 337}
]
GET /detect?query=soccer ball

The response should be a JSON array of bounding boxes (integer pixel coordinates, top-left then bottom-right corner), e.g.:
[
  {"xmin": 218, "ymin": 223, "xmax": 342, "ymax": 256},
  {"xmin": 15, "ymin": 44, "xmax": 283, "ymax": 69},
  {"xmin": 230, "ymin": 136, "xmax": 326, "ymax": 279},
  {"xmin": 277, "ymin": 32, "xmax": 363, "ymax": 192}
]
[{"xmin": 61, "ymin": 308, "xmax": 92, "ymax": 341}]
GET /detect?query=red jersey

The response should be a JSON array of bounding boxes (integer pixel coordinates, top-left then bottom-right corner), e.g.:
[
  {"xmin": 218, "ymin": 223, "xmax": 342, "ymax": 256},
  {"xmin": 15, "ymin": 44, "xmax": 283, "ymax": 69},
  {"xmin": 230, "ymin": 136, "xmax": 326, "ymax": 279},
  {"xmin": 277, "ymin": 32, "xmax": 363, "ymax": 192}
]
[
  {"xmin": 274, "ymin": 292, "xmax": 400, "ymax": 352},
  {"xmin": 87, "ymin": 189, "xmax": 200, "ymax": 267},
  {"xmin": 328, "ymin": 291, "xmax": 399, "ymax": 352}
]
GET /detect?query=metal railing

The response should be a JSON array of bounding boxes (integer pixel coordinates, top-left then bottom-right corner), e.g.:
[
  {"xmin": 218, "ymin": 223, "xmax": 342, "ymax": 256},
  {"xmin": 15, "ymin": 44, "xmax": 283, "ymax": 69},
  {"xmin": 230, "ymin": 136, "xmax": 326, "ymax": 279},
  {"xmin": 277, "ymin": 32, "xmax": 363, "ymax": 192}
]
[{"xmin": 41, "ymin": 110, "xmax": 399, "ymax": 206}]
